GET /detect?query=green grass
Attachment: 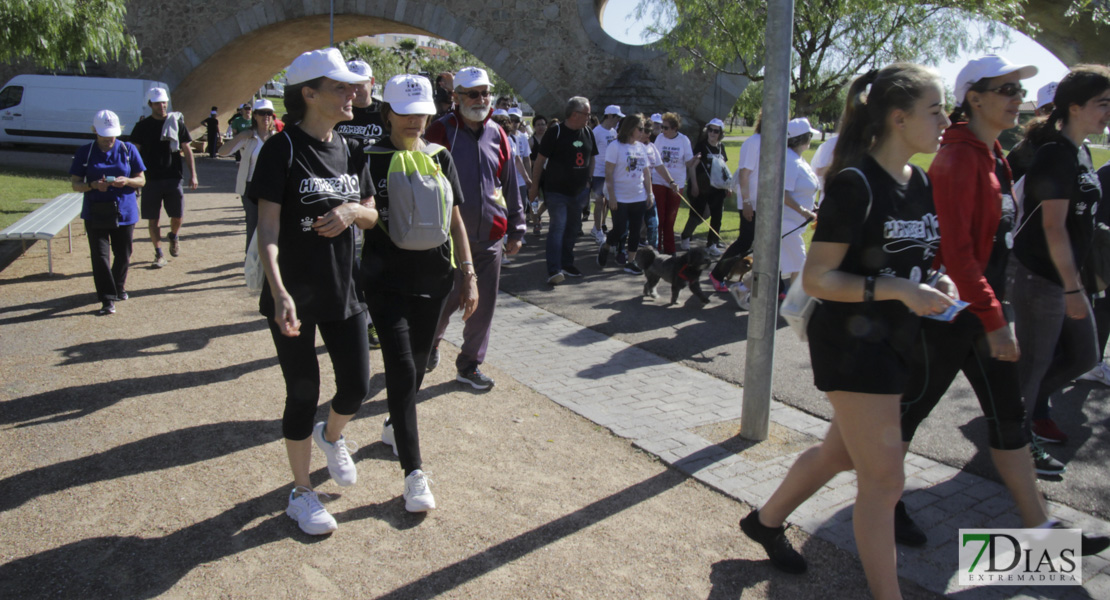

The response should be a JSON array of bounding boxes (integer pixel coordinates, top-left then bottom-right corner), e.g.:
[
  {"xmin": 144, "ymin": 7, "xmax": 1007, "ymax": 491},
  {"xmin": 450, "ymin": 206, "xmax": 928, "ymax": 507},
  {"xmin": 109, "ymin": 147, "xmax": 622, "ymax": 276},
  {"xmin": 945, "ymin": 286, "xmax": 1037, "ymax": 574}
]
[{"xmin": 0, "ymin": 166, "xmax": 74, "ymax": 230}]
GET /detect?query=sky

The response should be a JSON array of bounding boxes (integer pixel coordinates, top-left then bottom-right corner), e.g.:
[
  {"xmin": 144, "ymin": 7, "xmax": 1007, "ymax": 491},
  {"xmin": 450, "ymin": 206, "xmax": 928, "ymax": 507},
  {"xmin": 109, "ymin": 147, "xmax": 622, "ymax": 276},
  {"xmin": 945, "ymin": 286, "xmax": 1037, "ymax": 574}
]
[{"xmin": 600, "ymin": 0, "xmax": 1070, "ymax": 102}]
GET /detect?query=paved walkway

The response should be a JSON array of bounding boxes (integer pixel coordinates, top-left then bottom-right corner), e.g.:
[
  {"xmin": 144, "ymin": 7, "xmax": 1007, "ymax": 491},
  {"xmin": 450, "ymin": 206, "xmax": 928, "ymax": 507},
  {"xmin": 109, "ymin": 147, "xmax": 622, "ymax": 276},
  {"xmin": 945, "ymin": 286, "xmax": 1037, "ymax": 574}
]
[{"xmin": 444, "ymin": 293, "xmax": 1110, "ymax": 598}]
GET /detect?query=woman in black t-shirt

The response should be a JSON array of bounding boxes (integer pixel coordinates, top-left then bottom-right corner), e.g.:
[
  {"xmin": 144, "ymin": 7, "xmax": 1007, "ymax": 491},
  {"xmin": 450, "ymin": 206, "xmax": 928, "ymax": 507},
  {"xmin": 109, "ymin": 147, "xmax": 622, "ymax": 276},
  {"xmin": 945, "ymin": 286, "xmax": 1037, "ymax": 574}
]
[
  {"xmin": 739, "ymin": 64, "xmax": 957, "ymax": 599},
  {"xmin": 362, "ymin": 74, "xmax": 477, "ymax": 514},
  {"xmin": 249, "ymin": 49, "xmax": 379, "ymax": 536},
  {"xmin": 681, "ymin": 119, "xmax": 729, "ymax": 250},
  {"xmin": 1010, "ymin": 65, "xmax": 1110, "ymax": 455}
]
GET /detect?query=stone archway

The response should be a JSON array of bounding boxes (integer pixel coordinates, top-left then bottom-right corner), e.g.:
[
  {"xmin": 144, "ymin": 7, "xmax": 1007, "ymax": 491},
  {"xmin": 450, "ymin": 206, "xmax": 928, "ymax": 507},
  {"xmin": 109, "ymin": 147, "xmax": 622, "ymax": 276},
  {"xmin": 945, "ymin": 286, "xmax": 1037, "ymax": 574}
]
[{"xmin": 119, "ymin": 0, "xmax": 747, "ymax": 135}]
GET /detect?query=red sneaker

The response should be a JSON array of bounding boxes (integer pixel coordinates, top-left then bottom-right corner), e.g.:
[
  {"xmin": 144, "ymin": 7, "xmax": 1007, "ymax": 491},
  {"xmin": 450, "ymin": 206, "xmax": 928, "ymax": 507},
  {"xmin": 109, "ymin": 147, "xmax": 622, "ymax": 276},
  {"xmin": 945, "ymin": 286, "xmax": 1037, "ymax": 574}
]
[
  {"xmin": 1033, "ymin": 418, "xmax": 1068, "ymax": 445},
  {"xmin": 709, "ymin": 272, "xmax": 729, "ymax": 293}
]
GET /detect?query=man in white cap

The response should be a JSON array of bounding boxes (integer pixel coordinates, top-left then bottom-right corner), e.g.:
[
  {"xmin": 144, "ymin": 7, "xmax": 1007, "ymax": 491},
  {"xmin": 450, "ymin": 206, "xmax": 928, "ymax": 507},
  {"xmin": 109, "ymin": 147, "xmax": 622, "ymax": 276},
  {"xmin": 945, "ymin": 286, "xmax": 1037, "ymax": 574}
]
[
  {"xmin": 425, "ymin": 66, "xmax": 525, "ymax": 390},
  {"xmin": 335, "ymin": 59, "xmax": 384, "ymax": 152},
  {"xmin": 650, "ymin": 113, "xmax": 664, "ymax": 142},
  {"xmin": 1008, "ymin": 80, "xmax": 1058, "ymax": 181},
  {"xmin": 129, "ymin": 86, "xmax": 197, "ymax": 268},
  {"xmin": 589, "ymin": 104, "xmax": 622, "ymax": 243}
]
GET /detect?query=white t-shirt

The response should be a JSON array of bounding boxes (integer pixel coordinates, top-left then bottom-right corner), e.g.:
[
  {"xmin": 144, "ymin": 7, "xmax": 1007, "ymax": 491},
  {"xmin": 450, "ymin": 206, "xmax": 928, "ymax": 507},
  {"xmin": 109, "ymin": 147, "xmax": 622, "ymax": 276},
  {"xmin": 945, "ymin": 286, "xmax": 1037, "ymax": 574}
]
[
  {"xmin": 809, "ymin": 133, "xmax": 838, "ymax": 188},
  {"xmin": 652, "ymin": 132, "xmax": 694, "ymax": 187},
  {"xmin": 783, "ymin": 147, "xmax": 820, "ymax": 230},
  {"xmin": 513, "ymin": 130, "xmax": 530, "ymax": 187},
  {"xmin": 592, "ymin": 124, "xmax": 618, "ymax": 177},
  {"xmin": 735, "ymin": 133, "xmax": 761, "ymax": 208},
  {"xmin": 605, "ymin": 141, "xmax": 652, "ymax": 203}
]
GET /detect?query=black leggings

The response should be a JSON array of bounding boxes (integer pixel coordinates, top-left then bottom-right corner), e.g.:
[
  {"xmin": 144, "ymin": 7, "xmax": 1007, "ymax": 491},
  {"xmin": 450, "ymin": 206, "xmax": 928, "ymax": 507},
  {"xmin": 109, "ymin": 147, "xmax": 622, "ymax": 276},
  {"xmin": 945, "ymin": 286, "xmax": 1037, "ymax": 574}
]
[
  {"xmin": 681, "ymin": 189, "xmax": 726, "ymax": 246},
  {"xmin": 268, "ymin": 310, "xmax": 370, "ymax": 440},
  {"xmin": 606, "ymin": 201, "xmax": 647, "ymax": 254},
  {"xmin": 367, "ymin": 291, "xmax": 448, "ymax": 474},
  {"xmin": 710, "ymin": 211, "xmax": 756, "ymax": 280},
  {"xmin": 900, "ymin": 311, "xmax": 1029, "ymax": 450}
]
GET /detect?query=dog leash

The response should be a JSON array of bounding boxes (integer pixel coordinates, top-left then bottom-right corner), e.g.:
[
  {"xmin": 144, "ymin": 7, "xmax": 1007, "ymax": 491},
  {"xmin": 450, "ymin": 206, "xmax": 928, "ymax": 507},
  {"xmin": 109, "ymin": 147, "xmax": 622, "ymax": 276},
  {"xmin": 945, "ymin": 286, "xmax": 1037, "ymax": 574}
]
[{"xmin": 675, "ymin": 190, "xmax": 724, "ymax": 241}]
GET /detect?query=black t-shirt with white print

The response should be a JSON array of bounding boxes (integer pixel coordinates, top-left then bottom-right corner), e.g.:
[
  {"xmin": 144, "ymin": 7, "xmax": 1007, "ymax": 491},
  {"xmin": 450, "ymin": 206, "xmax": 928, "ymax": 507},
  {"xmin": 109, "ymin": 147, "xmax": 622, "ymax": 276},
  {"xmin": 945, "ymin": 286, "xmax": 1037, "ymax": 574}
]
[
  {"xmin": 361, "ymin": 139, "xmax": 465, "ymax": 297},
  {"xmin": 810, "ymin": 155, "xmax": 939, "ymax": 350},
  {"xmin": 538, "ymin": 122, "xmax": 598, "ymax": 195},
  {"xmin": 335, "ymin": 101, "xmax": 385, "ymax": 152},
  {"xmin": 248, "ymin": 125, "xmax": 375, "ymax": 323},
  {"xmin": 1013, "ymin": 138, "xmax": 1100, "ymax": 287}
]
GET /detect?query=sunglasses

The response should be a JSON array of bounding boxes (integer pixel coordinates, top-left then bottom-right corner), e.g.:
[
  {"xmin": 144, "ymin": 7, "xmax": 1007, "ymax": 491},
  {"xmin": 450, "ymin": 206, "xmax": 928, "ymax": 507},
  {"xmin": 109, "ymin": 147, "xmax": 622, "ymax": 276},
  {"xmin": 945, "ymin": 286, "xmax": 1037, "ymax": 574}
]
[
  {"xmin": 981, "ymin": 82, "xmax": 1027, "ymax": 99},
  {"xmin": 255, "ymin": 111, "xmax": 274, "ymax": 117},
  {"xmin": 661, "ymin": 124, "xmax": 674, "ymax": 131},
  {"xmin": 706, "ymin": 127, "xmax": 722, "ymax": 134},
  {"xmin": 461, "ymin": 90, "xmax": 491, "ymax": 99}
]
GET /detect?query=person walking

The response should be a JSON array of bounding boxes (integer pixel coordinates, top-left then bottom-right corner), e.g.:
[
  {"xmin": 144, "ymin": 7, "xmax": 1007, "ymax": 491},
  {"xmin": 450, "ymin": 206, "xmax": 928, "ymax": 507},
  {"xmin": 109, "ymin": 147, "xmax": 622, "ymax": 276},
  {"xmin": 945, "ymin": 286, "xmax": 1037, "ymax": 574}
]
[
  {"xmin": 363, "ymin": 74, "xmax": 477, "ymax": 512},
  {"xmin": 1009, "ymin": 65, "xmax": 1110, "ymax": 461},
  {"xmin": 739, "ymin": 64, "xmax": 956, "ymax": 600},
  {"xmin": 590, "ymin": 106, "xmax": 622, "ymax": 243},
  {"xmin": 681, "ymin": 118, "xmax": 728, "ymax": 251},
  {"xmin": 597, "ymin": 114, "xmax": 662, "ymax": 275},
  {"xmin": 779, "ymin": 118, "xmax": 821, "ymax": 286},
  {"xmin": 129, "ymin": 87, "xmax": 198, "ymax": 268},
  {"xmin": 651, "ymin": 112, "xmax": 697, "ymax": 254},
  {"xmin": 219, "ymin": 98, "xmax": 277, "ymax": 251},
  {"xmin": 249, "ymin": 48, "xmax": 378, "ymax": 535},
  {"xmin": 69, "ymin": 110, "xmax": 146, "ymax": 315},
  {"xmin": 201, "ymin": 107, "xmax": 221, "ymax": 158}
]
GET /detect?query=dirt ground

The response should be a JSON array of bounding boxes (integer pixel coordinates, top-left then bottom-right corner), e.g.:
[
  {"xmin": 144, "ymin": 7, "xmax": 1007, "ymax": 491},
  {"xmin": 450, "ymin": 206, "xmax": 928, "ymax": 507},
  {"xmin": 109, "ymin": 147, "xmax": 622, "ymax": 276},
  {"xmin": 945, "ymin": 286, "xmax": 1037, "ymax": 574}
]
[{"xmin": 0, "ymin": 157, "xmax": 943, "ymax": 599}]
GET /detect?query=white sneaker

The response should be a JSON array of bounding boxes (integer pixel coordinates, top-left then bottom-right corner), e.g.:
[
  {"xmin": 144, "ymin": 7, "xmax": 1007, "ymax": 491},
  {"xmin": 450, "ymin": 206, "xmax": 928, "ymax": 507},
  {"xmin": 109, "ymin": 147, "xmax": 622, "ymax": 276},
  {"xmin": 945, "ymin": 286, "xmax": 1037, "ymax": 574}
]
[
  {"xmin": 381, "ymin": 420, "xmax": 398, "ymax": 456},
  {"xmin": 706, "ymin": 244, "xmax": 723, "ymax": 257},
  {"xmin": 404, "ymin": 469, "xmax": 436, "ymax": 512},
  {"xmin": 312, "ymin": 421, "xmax": 357, "ymax": 486},
  {"xmin": 680, "ymin": 238, "xmax": 690, "ymax": 250},
  {"xmin": 286, "ymin": 486, "xmax": 337, "ymax": 535},
  {"xmin": 1078, "ymin": 361, "xmax": 1110, "ymax": 386},
  {"xmin": 591, "ymin": 227, "xmax": 606, "ymax": 245}
]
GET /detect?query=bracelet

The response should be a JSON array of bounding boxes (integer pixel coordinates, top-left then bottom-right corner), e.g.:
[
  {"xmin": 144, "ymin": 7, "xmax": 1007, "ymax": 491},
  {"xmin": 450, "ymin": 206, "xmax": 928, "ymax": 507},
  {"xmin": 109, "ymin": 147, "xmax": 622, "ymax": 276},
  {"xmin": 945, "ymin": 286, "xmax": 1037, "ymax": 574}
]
[
  {"xmin": 461, "ymin": 261, "xmax": 473, "ymax": 266},
  {"xmin": 864, "ymin": 276, "xmax": 876, "ymax": 303},
  {"xmin": 1064, "ymin": 288, "xmax": 1084, "ymax": 295}
]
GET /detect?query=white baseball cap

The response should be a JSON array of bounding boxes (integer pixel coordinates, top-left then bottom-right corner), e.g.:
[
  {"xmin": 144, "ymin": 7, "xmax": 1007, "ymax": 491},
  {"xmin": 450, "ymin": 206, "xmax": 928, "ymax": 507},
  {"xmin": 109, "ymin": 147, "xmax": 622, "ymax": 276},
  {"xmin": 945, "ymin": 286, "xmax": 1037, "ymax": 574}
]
[
  {"xmin": 707, "ymin": 118, "xmax": 725, "ymax": 129},
  {"xmin": 147, "ymin": 87, "xmax": 169, "ymax": 103},
  {"xmin": 650, "ymin": 113, "xmax": 663, "ymax": 124},
  {"xmin": 383, "ymin": 74, "xmax": 436, "ymax": 116},
  {"xmin": 455, "ymin": 66, "xmax": 491, "ymax": 89},
  {"xmin": 508, "ymin": 107, "xmax": 524, "ymax": 119},
  {"xmin": 93, "ymin": 110, "xmax": 122, "ymax": 137},
  {"xmin": 604, "ymin": 105, "xmax": 624, "ymax": 117},
  {"xmin": 286, "ymin": 48, "xmax": 366, "ymax": 85},
  {"xmin": 787, "ymin": 117, "xmax": 820, "ymax": 138},
  {"xmin": 252, "ymin": 98, "xmax": 275, "ymax": 112},
  {"xmin": 1037, "ymin": 81, "xmax": 1059, "ymax": 110},
  {"xmin": 346, "ymin": 60, "xmax": 373, "ymax": 81},
  {"xmin": 954, "ymin": 55, "xmax": 1037, "ymax": 107}
]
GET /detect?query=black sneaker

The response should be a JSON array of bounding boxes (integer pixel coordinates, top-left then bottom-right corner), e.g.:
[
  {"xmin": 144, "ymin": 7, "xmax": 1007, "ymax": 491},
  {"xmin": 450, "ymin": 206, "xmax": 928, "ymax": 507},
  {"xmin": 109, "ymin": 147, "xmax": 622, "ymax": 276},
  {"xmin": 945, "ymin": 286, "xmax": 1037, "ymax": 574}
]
[
  {"xmin": 597, "ymin": 244, "xmax": 610, "ymax": 267},
  {"xmin": 1032, "ymin": 442, "xmax": 1065, "ymax": 476},
  {"xmin": 894, "ymin": 500, "xmax": 928, "ymax": 547},
  {"xmin": 367, "ymin": 324, "xmax": 381, "ymax": 350},
  {"xmin": 739, "ymin": 510, "xmax": 807, "ymax": 574},
  {"xmin": 457, "ymin": 367, "xmax": 494, "ymax": 390},
  {"xmin": 623, "ymin": 263, "xmax": 643, "ymax": 275},
  {"xmin": 97, "ymin": 302, "xmax": 116, "ymax": 316},
  {"xmin": 118, "ymin": 291, "xmax": 129, "ymax": 301},
  {"xmin": 426, "ymin": 347, "xmax": 439, "ymax": 373},
  {"xmin": 562, "ymin": 265, "xmax": 583, "ymax": 278},
  {"xmin": 615, "ymin": 253, "xmax": 627, "ymax": 266},
  {"xmin": 547, "ymin": 272, "xmax": 565, "ymax": 285},
  {"xmin": 1050, "ymin": 522, "xmax": 1110, "ymax": 556}
]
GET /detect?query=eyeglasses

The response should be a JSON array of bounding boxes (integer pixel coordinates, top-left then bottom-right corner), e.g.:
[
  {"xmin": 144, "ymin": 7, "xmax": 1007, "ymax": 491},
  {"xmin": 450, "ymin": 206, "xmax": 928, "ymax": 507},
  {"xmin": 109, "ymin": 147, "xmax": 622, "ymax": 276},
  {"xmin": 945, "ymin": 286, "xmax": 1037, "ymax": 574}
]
[
  {"xmin": 982, "ymin": 83, "xmax": 1027, "ymax": 99},
  {"xmin": 461, "ymin": 90, "xmax": 491, "ymax": 99},
  {"xmin": 661, "ymin": 124, "xmax": 674, "ymax": 131},
  {"xmin": 706, "ymin": 127, "xmax": 722, "ymax": 134},
  {"xmin": 575, "ymin": 110, "xmax": 591, "ymax": 117},
  {"xmin": 255, "ymin": 111, "xmax": 274, "ymax": 117}
]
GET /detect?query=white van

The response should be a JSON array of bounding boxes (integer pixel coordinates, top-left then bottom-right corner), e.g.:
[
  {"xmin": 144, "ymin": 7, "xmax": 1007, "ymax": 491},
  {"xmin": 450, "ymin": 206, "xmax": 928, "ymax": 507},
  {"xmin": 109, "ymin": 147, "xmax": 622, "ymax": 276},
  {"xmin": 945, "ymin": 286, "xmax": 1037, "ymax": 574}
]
[{"xmin": 0, "ymin": 74, "xmax": 170, "ymax": 147}]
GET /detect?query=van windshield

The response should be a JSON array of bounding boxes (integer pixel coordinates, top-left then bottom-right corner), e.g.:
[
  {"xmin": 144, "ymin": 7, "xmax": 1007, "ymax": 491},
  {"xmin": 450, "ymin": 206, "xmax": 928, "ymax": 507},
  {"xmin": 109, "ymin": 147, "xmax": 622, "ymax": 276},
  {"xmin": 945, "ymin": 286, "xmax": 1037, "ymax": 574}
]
[{"xmin": 0, "ymin": 86, "xmax": 23, "ymax": 110}]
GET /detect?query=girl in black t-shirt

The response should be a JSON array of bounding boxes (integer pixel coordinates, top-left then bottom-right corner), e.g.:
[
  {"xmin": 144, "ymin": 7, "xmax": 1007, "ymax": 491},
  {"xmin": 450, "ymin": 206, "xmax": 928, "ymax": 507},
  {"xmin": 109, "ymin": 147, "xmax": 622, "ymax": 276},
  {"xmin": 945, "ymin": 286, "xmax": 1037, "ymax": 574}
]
[
  {"xmin": 362, "ymin": 74, "xmax": 477, "ymax": 514},
  {"xmin": 739, "ymin": 64, "xmax": 957, "ymax": 599},
  {"xmin": 1010, "ymin": 65, "xmax": 1110, "ymax": 455},
  {"xmin": 250, "ymin": 49, "xmax": 379, "ymax": 536},
  {"xmin": 681, "ymin": 119, "xmax": 728, "ymax": 250}
]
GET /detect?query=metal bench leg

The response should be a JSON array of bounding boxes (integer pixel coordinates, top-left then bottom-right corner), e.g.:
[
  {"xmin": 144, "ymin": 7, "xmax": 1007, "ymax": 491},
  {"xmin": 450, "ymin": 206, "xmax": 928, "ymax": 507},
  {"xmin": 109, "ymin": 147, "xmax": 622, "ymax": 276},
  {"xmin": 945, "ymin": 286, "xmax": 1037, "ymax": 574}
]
[
  {"xmin": 48, "ymin": 238, "xmax": 54, "ymax": 275},
  {"xmin": 68, "ymin": 223, "xmax": 73, "ymax": 252}
]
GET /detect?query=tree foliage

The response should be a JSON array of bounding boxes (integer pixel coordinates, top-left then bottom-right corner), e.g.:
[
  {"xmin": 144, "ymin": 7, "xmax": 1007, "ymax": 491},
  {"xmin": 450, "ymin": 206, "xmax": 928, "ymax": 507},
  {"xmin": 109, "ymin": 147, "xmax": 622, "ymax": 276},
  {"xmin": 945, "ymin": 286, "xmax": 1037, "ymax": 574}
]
[
  {"xmin": 636, "ymin": 0, "xmax": 1028, "ymax": 117},
  {"xmin": 338, "ymin": 39, "xmax": 517, "ymax": 97},
  {"xmin": 0, "ymin": 0, "xmax": 141, "ymax": 71}
]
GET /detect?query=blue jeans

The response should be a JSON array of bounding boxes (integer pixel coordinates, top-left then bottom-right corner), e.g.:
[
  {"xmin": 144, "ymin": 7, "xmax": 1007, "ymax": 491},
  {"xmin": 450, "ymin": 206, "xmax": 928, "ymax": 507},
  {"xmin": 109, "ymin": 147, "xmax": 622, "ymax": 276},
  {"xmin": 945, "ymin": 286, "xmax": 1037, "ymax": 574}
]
[
  {"xmin": 543, "ymin": 188, "xmax": 590, "ymax": 275},
  {"xmin": 644, "ymin": 203, "xmax": 659, "ymax": 249}
]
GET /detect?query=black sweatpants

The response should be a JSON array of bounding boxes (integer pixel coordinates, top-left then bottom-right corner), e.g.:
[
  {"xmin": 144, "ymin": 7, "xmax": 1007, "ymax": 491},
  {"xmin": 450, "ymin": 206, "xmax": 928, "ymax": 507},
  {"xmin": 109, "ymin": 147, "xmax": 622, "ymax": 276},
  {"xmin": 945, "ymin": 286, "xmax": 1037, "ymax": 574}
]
[
  {"xmin": 710, "ymin": 211, "xmax": 756, "ymax": 280},
  {"xmin": 86, "ymin": 223, "xmax": 134, "ymax": 303},
  {"xmin": 368, "ymin": 291, "xmax": 448, "ymax": 474},
  {"xmin": 900, "ymin": 310, "xmax": 1029, "ymax": 450},
  {"xmin": 681, "ymin": 188, "xmax": 727, "ymax": 246},
  {"xmin": 268, "ymin": 310, "xmax": 370, "ymax": 441}
]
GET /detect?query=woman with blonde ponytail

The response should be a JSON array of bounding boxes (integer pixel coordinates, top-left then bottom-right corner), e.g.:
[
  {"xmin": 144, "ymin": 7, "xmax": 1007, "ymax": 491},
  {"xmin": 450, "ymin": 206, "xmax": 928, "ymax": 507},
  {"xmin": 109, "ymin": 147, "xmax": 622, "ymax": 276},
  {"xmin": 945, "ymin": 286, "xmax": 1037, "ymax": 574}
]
[{"xmin": 740, "ymin": 64, "xmax": 956, "ymax": 600}]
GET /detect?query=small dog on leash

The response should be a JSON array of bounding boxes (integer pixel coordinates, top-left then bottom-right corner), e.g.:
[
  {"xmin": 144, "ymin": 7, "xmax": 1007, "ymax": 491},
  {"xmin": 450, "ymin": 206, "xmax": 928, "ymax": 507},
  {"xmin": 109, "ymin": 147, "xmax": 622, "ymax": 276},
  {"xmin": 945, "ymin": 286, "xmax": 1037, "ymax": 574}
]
[
  {"xmin": 635, "ymin": 247, "xmax": 714, "ymax": 305},
  {"xmin": 715, "ymin": 254, "xmax": 754, "ymax": 283}
]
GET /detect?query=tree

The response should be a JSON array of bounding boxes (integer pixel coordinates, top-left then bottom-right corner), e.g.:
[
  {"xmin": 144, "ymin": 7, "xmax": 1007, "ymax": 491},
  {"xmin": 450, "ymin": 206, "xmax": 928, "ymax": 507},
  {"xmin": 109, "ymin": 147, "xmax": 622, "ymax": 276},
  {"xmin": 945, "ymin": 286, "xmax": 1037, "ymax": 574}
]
[
  {"xmin": 338, "ymin": 38, "xmax": 518, "ymax": 98},
  {"xmin": 636, "ymin": 0, "xmax": 1026, "ymax": 117},
  {"xmin": 0, "ymin": 0, "xmax": 141, "ymax": 71}
]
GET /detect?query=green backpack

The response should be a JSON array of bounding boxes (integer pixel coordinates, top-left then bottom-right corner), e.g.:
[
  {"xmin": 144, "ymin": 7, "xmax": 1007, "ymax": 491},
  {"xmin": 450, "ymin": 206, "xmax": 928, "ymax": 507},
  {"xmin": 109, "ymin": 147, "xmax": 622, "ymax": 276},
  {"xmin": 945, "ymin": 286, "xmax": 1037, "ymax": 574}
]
[{"xmin": 369, "ymin": 142, "xmax": 453, "ymax": 251}]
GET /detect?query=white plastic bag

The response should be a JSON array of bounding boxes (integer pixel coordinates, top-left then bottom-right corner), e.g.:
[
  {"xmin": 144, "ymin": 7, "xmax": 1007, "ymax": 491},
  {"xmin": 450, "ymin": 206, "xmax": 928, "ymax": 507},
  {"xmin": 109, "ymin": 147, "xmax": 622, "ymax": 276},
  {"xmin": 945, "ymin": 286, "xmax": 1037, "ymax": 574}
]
[
  {"xmin": 779, "ymin": 277, "xmax": 820, "ymax": 341},
  {"xmin": 244, "ymin": 233, "xmax": 264, "ymax": 293}
]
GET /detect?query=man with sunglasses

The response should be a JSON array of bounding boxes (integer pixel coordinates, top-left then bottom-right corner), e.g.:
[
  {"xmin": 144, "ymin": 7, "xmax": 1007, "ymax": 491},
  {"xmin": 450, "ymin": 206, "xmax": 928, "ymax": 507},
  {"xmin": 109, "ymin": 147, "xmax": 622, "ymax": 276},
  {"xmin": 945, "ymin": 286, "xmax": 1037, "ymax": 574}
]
[
  {"xmin": 426, "ymin": 67, "xmax": 525, "ymax": 390},
  {"xmin": 529, "ymin": 96, "xmax": 598, "ymax": 285}
]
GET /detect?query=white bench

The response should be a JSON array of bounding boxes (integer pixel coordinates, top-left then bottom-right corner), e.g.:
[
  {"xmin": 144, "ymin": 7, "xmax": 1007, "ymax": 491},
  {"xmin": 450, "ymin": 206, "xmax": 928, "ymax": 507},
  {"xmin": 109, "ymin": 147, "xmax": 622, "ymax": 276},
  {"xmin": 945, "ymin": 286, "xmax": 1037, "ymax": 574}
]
[{"xmin": 0, "ymin": 192, "xmax": 84, "ymax": 275}]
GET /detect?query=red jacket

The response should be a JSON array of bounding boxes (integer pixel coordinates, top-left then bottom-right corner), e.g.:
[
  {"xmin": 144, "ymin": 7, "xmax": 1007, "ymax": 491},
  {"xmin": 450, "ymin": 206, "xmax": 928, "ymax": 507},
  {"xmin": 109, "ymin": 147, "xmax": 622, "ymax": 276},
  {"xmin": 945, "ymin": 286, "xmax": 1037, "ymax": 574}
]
[{"xmin": 929, "ymin": 123, "xmax": 1011, "ymax": 333}]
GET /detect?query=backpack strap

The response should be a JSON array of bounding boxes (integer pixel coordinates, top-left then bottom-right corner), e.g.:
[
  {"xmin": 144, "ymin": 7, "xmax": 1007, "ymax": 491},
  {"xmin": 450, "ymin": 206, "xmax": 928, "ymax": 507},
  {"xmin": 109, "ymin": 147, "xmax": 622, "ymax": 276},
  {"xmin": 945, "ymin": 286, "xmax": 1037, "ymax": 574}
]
[{"xmin": 840, "ymin": 167, "xmax": 873, "ymax": 221}]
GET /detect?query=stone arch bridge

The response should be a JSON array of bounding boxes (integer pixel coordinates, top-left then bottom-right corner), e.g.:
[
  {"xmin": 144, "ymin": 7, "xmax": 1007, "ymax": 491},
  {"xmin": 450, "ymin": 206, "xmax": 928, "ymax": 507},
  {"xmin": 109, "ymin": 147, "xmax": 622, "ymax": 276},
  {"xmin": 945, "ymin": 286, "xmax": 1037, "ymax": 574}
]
[{"xmin": 109, "ymin": 0, "xmax": 1107, "ymax": 133}]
